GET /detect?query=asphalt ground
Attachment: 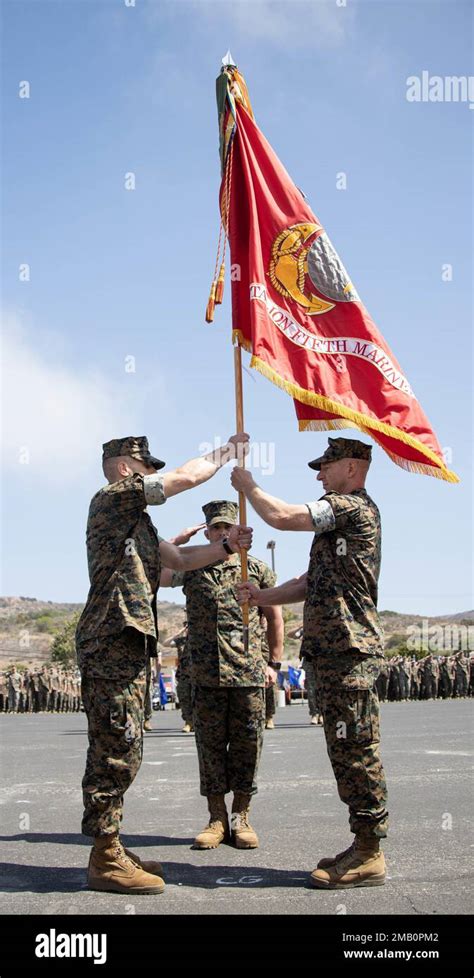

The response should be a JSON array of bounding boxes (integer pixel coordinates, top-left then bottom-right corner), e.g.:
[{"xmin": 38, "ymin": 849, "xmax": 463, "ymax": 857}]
[{"xmin": 0, "ymin": 700, "xmax": 472, "ymax": 917}]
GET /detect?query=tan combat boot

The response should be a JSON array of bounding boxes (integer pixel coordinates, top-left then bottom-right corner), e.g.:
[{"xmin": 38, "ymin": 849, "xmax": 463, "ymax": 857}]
[
  {"xmin": 182, "ymin": 722, "xmax": 194, "ymax": 734},
  {"xmin": 194, "ymin": 795, "xmax": 229, "ymax": 849},
  {"xmin": 123, "ymin": 848, "xmax": 164, "ymax": 878},
  {"xmin": 88, "ymin": 834, "xmax": 165, "ymax": 894},
  {"xmin": 310, "ymin": 838, "xmax": 385, "ymax": 889},
  {"xmin": 316, "ymin": 841, "xmax": 355, "ymax": 870},
  {"xmin": 231, "ymin": 792, "xmax": 259, "ymax": 849},
  {"xmin": 143, "ymin": 720, "xmax": 153, "ymax": 731},
  {"xmin": 265, "ymin": 718, "xmax": 275, "ymax": 730}
]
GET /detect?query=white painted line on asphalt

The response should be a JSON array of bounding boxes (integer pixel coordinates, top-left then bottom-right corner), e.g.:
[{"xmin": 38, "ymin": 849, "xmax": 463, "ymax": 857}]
[
  {"xmin": 144, "ymin": 761, "xmax": 166, "ymax": 765},
  {"xmin": 425, "ymin": 750, "xmax": 473, "ymax": 756}
]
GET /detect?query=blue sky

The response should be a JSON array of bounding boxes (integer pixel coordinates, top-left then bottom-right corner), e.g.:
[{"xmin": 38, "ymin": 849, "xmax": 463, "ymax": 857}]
[{"xmin": 2, "ymin": 0, "xmax": 472, "ymax": 614}]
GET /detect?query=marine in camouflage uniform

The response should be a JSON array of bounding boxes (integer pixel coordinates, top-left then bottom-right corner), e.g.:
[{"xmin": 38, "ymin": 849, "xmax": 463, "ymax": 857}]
[
  {"xmin": 375, "ymin": 658, "xmax": 389, "ymax": 702},
  {"xmin": 409, "ymin": 657, "xmax": 421, "ymax": 700},
  {"xmin": 301, "ymin": 655, "xmax": 323, "ymax": 724},
  {"xmin": 453, "ymin": 652, "xmax": 469, "ymax": 697},
  {"xmin": 8, "ymin": 668, "xmax": 21, "ymax": 713},
  {"xmin": 0, "ymin": 671, "xmax": 7, "ymax": 712},
  {"xmin": 165, "ymin": 500, "xmax": 283, "ymax": 849},
  {"xmin": 76, "ymin": 432, "xmax": 251, "ymax": 895},
  {"xmin": 39, "ymin": 667, "xmax": 50, "ymax": 712},
  {"xmin": 233, "ymin": 437, "xmax": 389, "ymax": 889},
  {"xmin": 261, "ymin": 616, "xmax": 277, "ymax": 729},
  {"xmin": 420, "ymin": 654, "xmax": 439, "ymax": 699},
  {"xmin": 173, "ymin": 626, "xmax": 194, "ymax": 732}
]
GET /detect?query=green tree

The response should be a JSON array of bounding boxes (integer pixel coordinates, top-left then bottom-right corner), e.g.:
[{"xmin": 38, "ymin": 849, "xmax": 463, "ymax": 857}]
[{"xmin": 50, "ymin": 613, "xmax": 81, "ymax": 667}]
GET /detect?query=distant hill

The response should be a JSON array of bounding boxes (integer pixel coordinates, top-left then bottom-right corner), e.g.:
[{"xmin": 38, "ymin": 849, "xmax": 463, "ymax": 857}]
[
  {"xmin": 1, "ymin": 597, "xmax": 472, "ymax": 668},
  {"xmin": 0, "ymin": 596, "xmax": 186, "ymax": 668}
]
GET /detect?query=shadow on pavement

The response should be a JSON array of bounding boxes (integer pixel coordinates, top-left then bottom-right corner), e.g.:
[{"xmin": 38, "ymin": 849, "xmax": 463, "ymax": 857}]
[
  {"xmin": 60, "ymin": 729, "xmax": 194, "ymax": 737},
  {"xmin": 265, "ymin": 723, "xmax": 324, "ymax": 730},
  {"xmin": 0, "ymin": 861, "xmax": 312, "ymax": 893},
  {"xmin": 0, "ymin": 833, "xmax": 194, "ymax": 848}
]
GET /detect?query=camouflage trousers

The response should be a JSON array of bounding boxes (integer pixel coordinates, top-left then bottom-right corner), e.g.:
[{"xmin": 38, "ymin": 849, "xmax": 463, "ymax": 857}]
[
  {"xmin": 312, "ymin": 652, "xmax": 389, "ymax": 841},
  {"xmin": 144, "ymin": 672, "xmax": 153, "ymax": 722},
  {"xmin": 302, "ymin": 658, "xmax": 320, "ymax": 717},
  {"xmin": 79, "ymin": 628, "xmax": 149, "ymax": 838},
  {"xmin": 177, "ymin": 676, "xmax": 193, "ymax": 723},
  {"xmin": 265, "ymin": 683, "xmax": 276, "ymax": 721},
  {"xmin": 192, "ymin": 686, "xmax": 265, "ymax": 797}
]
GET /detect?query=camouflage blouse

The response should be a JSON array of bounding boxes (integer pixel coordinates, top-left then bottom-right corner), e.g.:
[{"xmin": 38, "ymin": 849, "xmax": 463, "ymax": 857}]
[
  {"xmin": 301, "ymin": 489, "xmax": 383, "ymax": 657},
  {"xmin": 76, "ymin": 474, "xmax": 165, "ymax": 652},
  {"xmin": 172, "ymin": 554, "xmax": 276, "ymax": 687}
]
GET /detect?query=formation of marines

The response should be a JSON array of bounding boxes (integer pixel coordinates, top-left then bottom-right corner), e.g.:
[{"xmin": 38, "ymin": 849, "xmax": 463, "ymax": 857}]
[
  {"xmin": 0, "ymin": 665, "xmax": 81, "ymax": 713},
  {"xmin": 2, "ymin": 649, "xmax": 470, "ymax": 716},
  {"xmin": 377, "ymin": 652, "xmax": 472, "ymax": 701}
]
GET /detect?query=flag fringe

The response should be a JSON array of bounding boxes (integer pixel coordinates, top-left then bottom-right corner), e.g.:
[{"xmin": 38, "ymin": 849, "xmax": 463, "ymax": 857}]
[
  {"xmin": 231, "ymin": 331, "xmax": 459, "ymax": 484},
  {"xmin": 299, "ymin": 419, "xmax": 456, "ymax": 483}
]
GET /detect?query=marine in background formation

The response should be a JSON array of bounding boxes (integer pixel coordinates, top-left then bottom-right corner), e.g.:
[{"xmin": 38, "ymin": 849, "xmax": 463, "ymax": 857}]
[{"xmin": 0, "ymin": 665, "xmax": 81, "ymax": 712}]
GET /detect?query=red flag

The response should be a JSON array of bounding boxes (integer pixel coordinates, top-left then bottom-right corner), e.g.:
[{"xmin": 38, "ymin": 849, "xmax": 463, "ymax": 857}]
[{"xmin": 209, "ymin": 63, "xmax": 457, "ymax": 483}]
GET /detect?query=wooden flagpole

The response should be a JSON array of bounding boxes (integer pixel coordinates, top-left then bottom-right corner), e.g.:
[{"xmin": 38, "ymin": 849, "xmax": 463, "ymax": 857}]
[{"xmin": 234, "ymin": 343, "xmax": 250, "ymax": 652}]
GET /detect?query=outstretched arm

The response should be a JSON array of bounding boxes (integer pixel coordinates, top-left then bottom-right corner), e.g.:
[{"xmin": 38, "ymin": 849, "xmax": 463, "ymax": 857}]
[
  {"xmin": 231, "ymin": 468, "xmax": 312, "ymax": 529},
  {"xmin": 159, "ymin": 523, "xmax": 252, "ymax": 576},
  {"xmin": 238, "ymin": 573, "xmax": 308, "ymax": 607},
  {"xmin": 162, "ymin": 434, "xmax": 249, "ymax": 499}
]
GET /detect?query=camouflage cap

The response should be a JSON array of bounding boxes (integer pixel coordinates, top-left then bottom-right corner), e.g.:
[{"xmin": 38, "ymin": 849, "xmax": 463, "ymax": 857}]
[
  {"xmin": 308, "ymin": 437, "xmax": 372, "ymax": 470},
  {"xmin": 102, "ymin": 436, "xmax": 165, "ymax": 470},
  {"xmin": 202, "ymin": 500, "xmax": 239, "ymax": 526}
]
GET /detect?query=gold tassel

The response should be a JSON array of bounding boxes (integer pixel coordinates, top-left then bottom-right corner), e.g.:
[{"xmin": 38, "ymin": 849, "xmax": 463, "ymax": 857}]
[
  {"xmin": 205, "ymin": 281, "xmax": 217, "ymax": 323},
  {"xmin": 215, "ymin": 261, "xmax": 225, "ymax": 304}
]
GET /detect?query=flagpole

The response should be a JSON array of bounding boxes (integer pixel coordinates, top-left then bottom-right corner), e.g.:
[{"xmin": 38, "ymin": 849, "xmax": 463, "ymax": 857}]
[{"xmin": 234, "ymin": 343, "xmax": 250, "ymax": 652}]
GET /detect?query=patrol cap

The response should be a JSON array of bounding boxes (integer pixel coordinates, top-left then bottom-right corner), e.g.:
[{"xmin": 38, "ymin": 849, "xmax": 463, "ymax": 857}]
[
  {"xmin": 202, "ymin": 500, "xmax": 239, "ymax": 526},
  {"xmin": 102, "ymin": 436, "xmax": 165, "ymax": 471},
  {"xmin": 308, "ymin": 437, "xmax": 372, "ymax": 470}
]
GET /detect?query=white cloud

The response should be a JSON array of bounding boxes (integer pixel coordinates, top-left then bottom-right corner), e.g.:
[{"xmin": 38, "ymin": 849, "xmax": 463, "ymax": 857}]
[
  {"xmin": 144, "ymin": 0, "xmax": 354, "ymax": 50},
  {"xmin": 1, "ymin": 311, "xmax": 160, "ymax": 484}
]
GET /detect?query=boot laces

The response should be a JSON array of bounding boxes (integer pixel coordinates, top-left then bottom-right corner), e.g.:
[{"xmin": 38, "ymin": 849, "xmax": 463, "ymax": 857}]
[
  {"xmin": 231, "ymin": 809, "xmax": 250, "ymax": 831},
  {"xmin": 110, "ymin": 839, "xmax": 134, "ymax": 867},
  {"xmin": 336, "ymin": 844, "xmax": 377, "ymax": 873}
]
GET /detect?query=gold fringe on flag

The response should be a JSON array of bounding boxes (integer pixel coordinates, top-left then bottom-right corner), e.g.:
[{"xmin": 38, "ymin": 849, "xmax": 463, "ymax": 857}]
[{"xmin": 231, "ymin": 328, "xmax": 459, "ymax": 484}]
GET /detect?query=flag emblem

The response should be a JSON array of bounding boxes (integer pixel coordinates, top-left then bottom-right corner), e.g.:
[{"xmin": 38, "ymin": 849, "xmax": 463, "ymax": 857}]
[{"xmin": 269, "ymin": 223, "xmax": 360, "ymax": 315}]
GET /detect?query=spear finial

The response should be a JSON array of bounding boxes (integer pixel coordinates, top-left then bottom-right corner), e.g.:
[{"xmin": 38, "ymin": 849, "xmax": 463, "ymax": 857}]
[{"xmin": 222, "ymin": 50, "xmax": 236, "ymax": 68}]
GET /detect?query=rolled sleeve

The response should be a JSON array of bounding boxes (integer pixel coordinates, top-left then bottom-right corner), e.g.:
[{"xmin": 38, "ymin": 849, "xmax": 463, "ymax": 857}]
[
  {"xmin": 305, "ymin": 500, "xmax": 336, "ymax": 534},
  {"xmin": 170, "ymin": 570, "xmax": 185, "ymax": 588},
  {"xmin": 143, "ymin": 474, "xmax": 166, "ymax": 506}
]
